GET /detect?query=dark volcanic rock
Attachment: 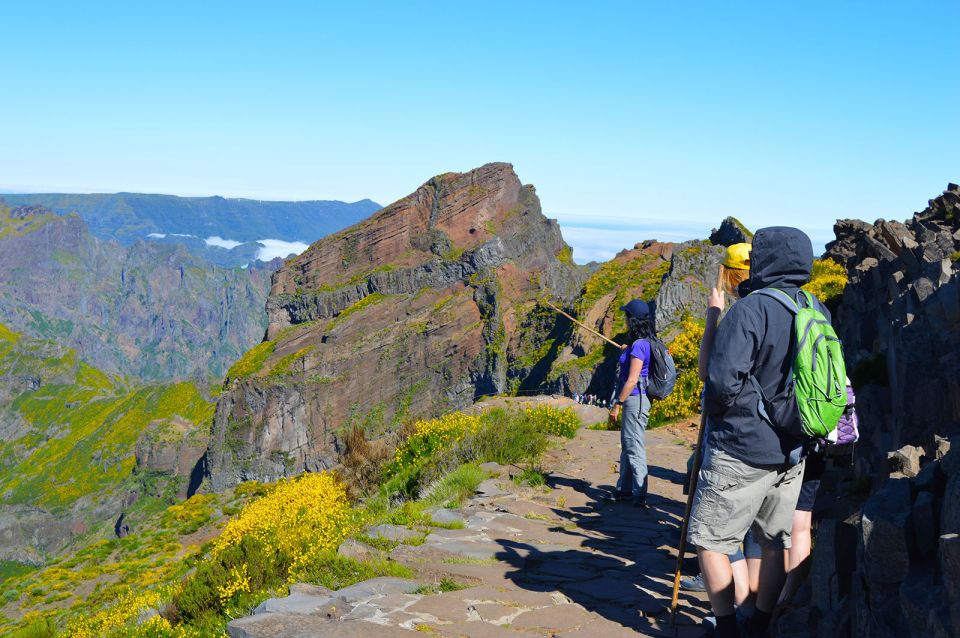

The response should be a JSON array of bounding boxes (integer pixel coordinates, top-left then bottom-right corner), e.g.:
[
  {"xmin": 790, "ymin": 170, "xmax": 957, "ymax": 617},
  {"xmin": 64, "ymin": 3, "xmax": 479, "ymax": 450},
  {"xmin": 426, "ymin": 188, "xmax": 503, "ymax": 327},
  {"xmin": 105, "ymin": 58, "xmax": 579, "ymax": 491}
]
[{"xmin": 709, "ymin": 216, "xmax": 753, "ymax": 246}]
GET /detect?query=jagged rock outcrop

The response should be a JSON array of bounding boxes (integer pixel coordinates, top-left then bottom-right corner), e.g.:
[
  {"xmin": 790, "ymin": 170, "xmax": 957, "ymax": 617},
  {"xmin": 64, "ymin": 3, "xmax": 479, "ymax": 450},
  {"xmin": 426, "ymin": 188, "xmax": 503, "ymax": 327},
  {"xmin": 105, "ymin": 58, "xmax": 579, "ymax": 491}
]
[
  {"xmin": 825, "ymin": 183, "xmax": 960, "ymax": 478},
  {"xmin": 205, "ymin": 164, "xmax": 585, "ymax": 490},
  {"xmin": 0, "ymin": 204, "xmax": 277, "ymax": 380},
  {"xmin": 653, "ymin": 240, "xmax": 725, "ymax": 335},
  {"xmin": 709, "ymin": 216, "xmax": 753, "ymax": 246},
  {"xmin": 779, "ymin": 183, "xmax": 960, "ymax": 637}
]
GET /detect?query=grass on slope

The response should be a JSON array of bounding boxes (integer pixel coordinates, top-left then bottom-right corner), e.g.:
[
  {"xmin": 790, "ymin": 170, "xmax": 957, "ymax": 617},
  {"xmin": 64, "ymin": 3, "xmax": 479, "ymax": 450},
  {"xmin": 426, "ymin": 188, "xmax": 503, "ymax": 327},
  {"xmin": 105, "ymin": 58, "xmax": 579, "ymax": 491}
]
[
  {"xmin": 3, "ymin": 381, "xmax": 213, "ymax": 510},
  {"xmin": 0, "ymin": 205, "xmax": 61, "ymax": 240}
]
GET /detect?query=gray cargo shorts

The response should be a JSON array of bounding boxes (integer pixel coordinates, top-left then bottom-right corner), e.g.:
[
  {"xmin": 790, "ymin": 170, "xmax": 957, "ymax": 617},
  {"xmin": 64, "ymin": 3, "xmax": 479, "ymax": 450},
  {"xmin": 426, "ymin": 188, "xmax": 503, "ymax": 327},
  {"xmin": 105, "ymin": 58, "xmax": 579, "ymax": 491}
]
[{"xmin": 687, "ymin": 448, "xmax": 805, "ymax": 555}]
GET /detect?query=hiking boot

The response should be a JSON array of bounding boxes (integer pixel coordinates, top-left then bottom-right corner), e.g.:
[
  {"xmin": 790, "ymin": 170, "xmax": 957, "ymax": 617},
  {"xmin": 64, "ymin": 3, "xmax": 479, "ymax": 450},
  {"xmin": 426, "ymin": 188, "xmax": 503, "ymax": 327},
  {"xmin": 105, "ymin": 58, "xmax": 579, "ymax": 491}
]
[
  {"xmin": 602, "ymin": 491, "xmax": 631, "ymax": 503},
  {"xmin": 680, "ymin": 573, "xmax": 707, "ymax": 592}
]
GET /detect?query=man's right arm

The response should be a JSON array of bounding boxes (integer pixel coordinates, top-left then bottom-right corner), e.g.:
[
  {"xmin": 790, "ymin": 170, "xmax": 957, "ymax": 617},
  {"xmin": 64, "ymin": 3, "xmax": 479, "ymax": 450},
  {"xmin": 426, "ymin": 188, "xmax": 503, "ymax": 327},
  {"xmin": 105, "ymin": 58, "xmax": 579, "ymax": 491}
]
[{"xmin": 704, "ymin": 301, "xmax": 760, "ymax": 413}]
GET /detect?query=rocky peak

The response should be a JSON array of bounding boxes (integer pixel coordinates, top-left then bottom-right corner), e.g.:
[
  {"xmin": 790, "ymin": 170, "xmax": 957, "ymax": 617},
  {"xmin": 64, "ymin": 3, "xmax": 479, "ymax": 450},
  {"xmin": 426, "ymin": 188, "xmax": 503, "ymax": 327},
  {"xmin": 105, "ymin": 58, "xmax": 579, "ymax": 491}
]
[
  {"xmin": 266, "ymin": 163, "xmax": 573, "ymax": 339},
  {"xmin": 709, "ymin": 216, "xmax": 753, "ymax": 246},
  {"xmin": 206, "ymin": 164, "xmax": 583, "ymax": 490}
]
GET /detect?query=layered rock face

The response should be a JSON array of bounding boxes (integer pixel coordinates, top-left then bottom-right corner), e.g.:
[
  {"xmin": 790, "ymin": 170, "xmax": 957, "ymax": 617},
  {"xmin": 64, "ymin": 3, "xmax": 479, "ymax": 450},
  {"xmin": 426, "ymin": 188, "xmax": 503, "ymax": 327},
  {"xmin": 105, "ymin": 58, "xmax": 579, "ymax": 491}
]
[
  {"xmin": 205, "ymin": 164, "xmax": 584, "ymax": 490},
  {"xmin": 783, "ymin": 184, "xmax": 960, "ymax": 637},
  {"xmin": 0, "ymin": 205, "xmax": 276, "ymax": 380}
]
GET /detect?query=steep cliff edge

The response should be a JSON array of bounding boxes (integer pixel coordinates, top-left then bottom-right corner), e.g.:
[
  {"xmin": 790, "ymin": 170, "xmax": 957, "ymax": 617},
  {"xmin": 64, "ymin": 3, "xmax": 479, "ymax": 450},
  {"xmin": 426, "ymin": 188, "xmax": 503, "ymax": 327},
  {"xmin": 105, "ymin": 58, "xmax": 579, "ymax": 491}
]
[{"xmin": 205, "ymin": 163, "xmax": 584, "ymax": 490}]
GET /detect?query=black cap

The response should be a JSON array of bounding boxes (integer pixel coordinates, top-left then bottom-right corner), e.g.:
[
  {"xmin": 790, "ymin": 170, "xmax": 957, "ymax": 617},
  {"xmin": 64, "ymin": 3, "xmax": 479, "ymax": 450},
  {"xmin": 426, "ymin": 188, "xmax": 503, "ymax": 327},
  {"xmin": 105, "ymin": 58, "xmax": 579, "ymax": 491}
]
[{"xmin": 620, "ymin": 299, "xmax": 650, "ymax": 318}]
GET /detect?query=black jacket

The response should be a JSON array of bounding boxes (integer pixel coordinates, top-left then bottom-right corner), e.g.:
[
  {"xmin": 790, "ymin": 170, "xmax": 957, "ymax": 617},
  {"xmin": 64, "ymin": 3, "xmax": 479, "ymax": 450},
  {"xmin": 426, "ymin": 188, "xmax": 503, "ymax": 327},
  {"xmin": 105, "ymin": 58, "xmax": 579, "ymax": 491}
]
[{"xmin": 704, "ymin": 227, "xmax": 829, "ymax": 466}]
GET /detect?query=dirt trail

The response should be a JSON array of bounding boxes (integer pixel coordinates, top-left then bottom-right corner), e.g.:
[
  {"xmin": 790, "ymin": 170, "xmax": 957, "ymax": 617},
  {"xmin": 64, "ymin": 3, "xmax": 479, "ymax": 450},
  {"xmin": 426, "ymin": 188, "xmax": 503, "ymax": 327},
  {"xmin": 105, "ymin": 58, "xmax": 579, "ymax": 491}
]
[{"xmin": 229, "ymin": 402, "xmax": 711, "ymax": 638}]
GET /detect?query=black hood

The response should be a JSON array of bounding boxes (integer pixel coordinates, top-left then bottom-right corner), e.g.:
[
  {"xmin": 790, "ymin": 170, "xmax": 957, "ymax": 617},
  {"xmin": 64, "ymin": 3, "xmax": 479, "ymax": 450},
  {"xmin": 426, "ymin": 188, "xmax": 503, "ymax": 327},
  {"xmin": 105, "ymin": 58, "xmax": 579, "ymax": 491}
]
[{"xmin": 748, "ymin": 226, "xmax": 813, "ymax": 290}]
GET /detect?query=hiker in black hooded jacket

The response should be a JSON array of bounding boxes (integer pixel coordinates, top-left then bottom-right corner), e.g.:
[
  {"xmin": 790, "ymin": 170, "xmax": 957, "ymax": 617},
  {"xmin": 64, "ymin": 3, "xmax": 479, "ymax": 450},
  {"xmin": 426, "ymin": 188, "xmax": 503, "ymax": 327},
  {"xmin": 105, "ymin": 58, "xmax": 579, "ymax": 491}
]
[{"xmin": 688, "ymin": 227, "xmax": 829, "ymax": 638}]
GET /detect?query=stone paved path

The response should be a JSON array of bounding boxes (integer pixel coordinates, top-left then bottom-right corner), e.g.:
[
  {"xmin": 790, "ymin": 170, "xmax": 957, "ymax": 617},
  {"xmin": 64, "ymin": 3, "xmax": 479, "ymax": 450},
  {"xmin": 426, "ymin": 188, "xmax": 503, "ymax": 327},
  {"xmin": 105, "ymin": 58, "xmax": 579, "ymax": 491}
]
[{"xmin": 229, "ymin": 403, "xmax": 711, "ymax": 637}]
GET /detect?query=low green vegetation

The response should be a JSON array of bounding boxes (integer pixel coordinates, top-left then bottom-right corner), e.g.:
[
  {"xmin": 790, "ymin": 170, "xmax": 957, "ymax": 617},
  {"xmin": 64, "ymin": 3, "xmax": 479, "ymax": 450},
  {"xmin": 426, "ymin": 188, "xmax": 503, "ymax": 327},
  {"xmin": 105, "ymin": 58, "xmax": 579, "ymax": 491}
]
[
  {"xmin": 225, "ymin": 340, "xmax": 276, "ymax": 381},
  {"xmin": 268, "ymin": 345, "xmax": 315, "ymax": 377},
  {"xmin": 577, "ymin": 253, "xmax": 669, "ymax": 321},
  {"xmin": 0, "ymin": 325, "xmax": 214, "ymax": 512},
  {"xmin": 0, "ymin": 205, "xmax": 61, "ymax": 240},
  {"xmin": 327, "ymin": 292, "xmax": 387, "ymax": 329}
]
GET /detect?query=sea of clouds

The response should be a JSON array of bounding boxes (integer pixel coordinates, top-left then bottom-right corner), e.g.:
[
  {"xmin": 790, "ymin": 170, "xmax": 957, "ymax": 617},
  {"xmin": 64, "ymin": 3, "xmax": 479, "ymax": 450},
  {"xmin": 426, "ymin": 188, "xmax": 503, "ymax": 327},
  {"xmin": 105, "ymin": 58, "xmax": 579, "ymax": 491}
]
[
  {"xmin": 554, "ymin": 215, "xmax": 834, "ymax": 265},
  {"xmin": 146, "ymin": 233, "xmax": 310, "ymax": 261}
]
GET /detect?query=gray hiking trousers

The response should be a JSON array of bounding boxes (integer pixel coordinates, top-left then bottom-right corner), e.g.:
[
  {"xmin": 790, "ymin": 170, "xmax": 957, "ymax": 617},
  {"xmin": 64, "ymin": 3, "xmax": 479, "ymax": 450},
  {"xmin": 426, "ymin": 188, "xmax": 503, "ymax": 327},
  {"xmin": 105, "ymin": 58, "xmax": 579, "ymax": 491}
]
[{"xmin": 616, "ymin": 393, "xmax": 651, "ymax": 504}]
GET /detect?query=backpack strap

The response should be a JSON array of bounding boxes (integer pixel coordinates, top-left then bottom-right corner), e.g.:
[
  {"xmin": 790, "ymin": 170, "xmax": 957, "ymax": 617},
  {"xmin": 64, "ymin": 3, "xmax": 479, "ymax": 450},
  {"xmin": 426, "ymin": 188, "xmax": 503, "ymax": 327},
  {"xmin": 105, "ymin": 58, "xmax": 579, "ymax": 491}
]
[{"xmin": 750, "ymin": 288, "xmax": 800, "ymax": 315}]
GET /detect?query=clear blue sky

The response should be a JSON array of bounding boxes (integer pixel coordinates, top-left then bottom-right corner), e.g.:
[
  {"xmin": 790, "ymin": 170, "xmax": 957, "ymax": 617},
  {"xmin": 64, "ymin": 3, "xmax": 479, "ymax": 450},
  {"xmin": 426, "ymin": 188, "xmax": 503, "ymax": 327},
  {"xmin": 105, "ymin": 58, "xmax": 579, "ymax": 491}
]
[{"xmin": 2, "ymin": 1, "xmax": 957, "ymax": 261}]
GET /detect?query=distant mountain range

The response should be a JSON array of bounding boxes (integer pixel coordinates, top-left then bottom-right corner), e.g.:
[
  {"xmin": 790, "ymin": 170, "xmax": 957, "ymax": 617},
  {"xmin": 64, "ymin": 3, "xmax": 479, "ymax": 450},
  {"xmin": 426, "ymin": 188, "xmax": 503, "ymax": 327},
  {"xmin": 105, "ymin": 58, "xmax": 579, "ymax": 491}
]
[
  {"xmin": 0, "ymin": 204, "xmax": 277, "ymax": 380},
  {"xmin": 1, "ymin": 192, "xmax": 382, "ymax": 267}
]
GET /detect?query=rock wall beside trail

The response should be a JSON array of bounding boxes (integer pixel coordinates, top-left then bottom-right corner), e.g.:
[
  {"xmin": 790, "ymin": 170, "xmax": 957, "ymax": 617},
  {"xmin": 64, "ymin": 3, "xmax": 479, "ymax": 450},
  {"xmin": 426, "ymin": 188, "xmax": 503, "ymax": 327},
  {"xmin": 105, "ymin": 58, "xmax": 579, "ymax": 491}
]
[
  {"xmin": 826, "ymin": 183, "xmax": 960, "ymax": 477},
  {"xmin": 782, "ymin": 183, "xmax": 960, "ymax": 638}
]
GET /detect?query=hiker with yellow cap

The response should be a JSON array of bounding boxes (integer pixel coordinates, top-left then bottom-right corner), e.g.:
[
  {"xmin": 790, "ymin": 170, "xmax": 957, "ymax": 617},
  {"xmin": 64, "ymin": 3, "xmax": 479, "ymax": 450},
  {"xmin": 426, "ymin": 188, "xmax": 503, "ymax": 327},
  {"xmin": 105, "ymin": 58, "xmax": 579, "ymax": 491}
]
[
  {"xmin": 699, "ymin": 242, "xmax": 752, "ymax": 380},
  {"xmin": 678, "ymin": 243, "xmax": 756, "ymax": 613}
]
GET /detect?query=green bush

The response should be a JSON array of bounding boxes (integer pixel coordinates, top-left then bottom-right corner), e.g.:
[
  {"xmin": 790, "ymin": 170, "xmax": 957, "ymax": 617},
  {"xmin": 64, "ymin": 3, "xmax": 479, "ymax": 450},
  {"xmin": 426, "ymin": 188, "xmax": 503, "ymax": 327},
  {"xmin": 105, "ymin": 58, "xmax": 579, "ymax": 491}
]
[
  {"xmin": 421, "ymin": 464, "xmax": 488, "ymax": 507},
  {"xmin": 8, "ymin": 619, "xmax": 56, "ymax": 638}
]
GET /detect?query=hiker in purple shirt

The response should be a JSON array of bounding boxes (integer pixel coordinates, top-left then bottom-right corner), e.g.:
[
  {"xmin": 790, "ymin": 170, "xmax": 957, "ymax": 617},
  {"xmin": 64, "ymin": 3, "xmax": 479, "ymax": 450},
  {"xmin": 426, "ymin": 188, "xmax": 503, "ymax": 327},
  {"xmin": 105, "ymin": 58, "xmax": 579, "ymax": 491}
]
[{"xmin": 607, "ymin": 299, "xmax": 654, "ymax": 507}]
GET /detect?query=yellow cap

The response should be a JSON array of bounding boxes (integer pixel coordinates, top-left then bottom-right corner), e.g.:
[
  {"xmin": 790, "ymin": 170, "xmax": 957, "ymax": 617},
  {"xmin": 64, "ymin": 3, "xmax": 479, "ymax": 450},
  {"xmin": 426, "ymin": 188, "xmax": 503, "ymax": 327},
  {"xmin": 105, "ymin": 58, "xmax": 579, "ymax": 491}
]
[{"xmin": 722, "ymin": 243, "xmax": 752, "ymax": 271}]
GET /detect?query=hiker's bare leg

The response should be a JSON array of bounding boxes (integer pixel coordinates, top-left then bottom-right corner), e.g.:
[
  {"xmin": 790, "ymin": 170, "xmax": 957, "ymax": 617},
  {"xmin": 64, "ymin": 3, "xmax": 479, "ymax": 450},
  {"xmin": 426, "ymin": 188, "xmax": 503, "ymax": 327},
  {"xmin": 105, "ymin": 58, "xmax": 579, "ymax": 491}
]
[
  {"xmin": 731, "ymin": 557, "xmax": 750, "ymax": 607},
  {"xmin": 698, "ymin": 548, "xmax": 736, "ymax": 616},
  {"xmin": 747, "ymin": 557, "xmax": 761, "ymax": 598},
  {"xmin": 778, "ymin": 510, "xmax": 813, "ymax": 604},
  {"xmin": 788, "ymin": 510, "xmax": 812, "ymax": 570},
  {"xmin": 755, "ymin": 543, "xmax": 787, "ymax": 613}
]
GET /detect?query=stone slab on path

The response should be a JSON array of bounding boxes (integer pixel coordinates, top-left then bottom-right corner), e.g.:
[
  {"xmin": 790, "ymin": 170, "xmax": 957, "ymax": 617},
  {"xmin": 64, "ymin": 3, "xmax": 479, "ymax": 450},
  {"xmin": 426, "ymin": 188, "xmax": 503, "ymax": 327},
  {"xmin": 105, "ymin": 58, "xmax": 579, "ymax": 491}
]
[{"xmin": 230, "ymin": 425, "xmax": 711, "ymax": 637}]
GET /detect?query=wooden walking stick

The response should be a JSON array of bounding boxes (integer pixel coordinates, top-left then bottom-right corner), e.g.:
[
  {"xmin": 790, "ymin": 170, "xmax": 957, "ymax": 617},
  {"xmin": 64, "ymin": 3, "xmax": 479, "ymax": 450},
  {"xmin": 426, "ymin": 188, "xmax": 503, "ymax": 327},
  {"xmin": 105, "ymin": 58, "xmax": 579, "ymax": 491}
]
[
  {"xmin": 669, "ymin": 404, "xmax": 707, "ymax": 626},
  {"xmin": 542, "ymin": 300, "xmax": 622, "ymax": 349}
]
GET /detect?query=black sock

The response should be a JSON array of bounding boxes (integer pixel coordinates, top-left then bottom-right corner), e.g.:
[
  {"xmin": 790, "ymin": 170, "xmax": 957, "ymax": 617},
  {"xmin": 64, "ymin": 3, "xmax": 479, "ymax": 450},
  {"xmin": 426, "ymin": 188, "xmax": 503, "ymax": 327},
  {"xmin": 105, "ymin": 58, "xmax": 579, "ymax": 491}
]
[
  {"xmin": 715, "ymin": 613, "xmax": 741, "ymax": 638},
  {"xmin": 747, "ymin": 608, "xmax": 772, "ymax": 635}
]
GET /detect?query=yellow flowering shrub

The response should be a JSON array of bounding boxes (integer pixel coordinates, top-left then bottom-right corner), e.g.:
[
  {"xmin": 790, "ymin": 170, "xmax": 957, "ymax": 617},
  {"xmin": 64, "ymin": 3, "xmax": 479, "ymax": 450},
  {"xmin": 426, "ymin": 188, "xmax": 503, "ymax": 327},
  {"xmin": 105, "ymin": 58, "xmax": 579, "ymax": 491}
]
[
  {"xmin": 66, "ymin": 587, "xmax": 200, "ymax": 638},
  {"xmin": 388, "ymin": 412, "xmax": 482, "ymax": 477},
  {"xmin": 216, "ymin": 563, "xmax": 251, "ymax": 606},
  {"xmin": 523, "ymin": 405, "xmax": 580, "ymax": 438},
  {"xmin": 804, "ymin": 258, "xmax": 848, "ymax": 303},
  {"xmin": 213, "ymin": 472, "xmax": 356, "ymax": 578},
  {"xmin": 649, "ymin": 316, "xmax": 704, "ymax": 427}
]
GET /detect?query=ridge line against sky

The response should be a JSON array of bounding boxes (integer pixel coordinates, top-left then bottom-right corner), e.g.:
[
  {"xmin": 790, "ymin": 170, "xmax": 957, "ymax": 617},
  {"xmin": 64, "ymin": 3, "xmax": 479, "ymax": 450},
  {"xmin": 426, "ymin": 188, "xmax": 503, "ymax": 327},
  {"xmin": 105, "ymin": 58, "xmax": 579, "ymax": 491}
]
[{"xmin": 2, "ymin": 1, "xmax": 957, "ymax": 263}]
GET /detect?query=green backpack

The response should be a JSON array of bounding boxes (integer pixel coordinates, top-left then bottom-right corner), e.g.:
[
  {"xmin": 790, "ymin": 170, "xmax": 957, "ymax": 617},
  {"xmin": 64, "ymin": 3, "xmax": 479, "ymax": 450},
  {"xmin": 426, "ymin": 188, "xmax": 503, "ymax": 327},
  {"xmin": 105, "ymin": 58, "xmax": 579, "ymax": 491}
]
[{"xmin": 753, "ymin": 288, "xmax": 847, "ymax": 439}]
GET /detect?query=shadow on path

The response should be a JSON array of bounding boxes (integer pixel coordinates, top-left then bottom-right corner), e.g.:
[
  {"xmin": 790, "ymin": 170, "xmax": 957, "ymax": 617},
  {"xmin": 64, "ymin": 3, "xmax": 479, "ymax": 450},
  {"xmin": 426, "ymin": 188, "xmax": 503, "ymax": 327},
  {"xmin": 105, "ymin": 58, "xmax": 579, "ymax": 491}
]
[{"xmin": 497, "ymin": 465, "xmax": 710, "ymax": 636}]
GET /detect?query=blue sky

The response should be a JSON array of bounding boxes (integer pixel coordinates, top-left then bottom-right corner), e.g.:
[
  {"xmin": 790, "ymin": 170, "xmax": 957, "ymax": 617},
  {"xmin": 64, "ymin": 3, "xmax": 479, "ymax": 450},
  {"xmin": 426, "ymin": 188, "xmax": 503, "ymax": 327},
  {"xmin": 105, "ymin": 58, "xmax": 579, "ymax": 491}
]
[{"xmin": 2, "ymin": 1, "xmax": 957, "ymax": 262}]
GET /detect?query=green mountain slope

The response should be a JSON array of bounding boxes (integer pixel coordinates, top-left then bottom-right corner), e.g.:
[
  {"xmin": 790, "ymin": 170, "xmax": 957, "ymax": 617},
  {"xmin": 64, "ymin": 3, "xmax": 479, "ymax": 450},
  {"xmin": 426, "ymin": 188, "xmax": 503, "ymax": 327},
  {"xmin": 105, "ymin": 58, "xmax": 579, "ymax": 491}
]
[{"xmin": 0, "ymin": 323, "xmax": 214, "ymax": 564}]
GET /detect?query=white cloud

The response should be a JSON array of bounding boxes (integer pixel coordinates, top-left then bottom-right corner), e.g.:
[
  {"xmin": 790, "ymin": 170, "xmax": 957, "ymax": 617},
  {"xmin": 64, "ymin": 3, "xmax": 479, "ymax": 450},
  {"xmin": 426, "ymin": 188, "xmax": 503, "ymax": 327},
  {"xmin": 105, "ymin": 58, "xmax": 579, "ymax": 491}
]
[
  {"xmin": 556, "ymin": 217, "xmax": 834, "ymax": 264},
  {"xmin": 558, "ymin": 222, "xmax": 713, "ymax": 264},
  {"xmin": 205, "ymin": 235, "xmax": 243, "ymax": 250},
  {"xmin": 146, "ymin": 233, "xmax": 166, "ymax": 239},
  {"xmin": 256, "ymin": 239, "xmax": 310, "ymax": 261}
]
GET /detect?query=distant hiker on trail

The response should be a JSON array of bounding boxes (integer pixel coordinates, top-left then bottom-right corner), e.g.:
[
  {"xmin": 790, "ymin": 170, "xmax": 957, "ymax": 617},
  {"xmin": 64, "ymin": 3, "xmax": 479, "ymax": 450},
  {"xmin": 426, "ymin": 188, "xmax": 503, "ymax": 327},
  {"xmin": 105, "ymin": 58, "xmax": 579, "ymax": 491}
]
[
  {"xmin": 681, "ymin": 243, "xmax": 756, "ymax": 608},
  {"xmin": 688, "ymin": 227, "xmax": 827, "ymax": 638},
  {"xmin": 607, "ymin": 299, "xmax": 654, "ymax": 508}
]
